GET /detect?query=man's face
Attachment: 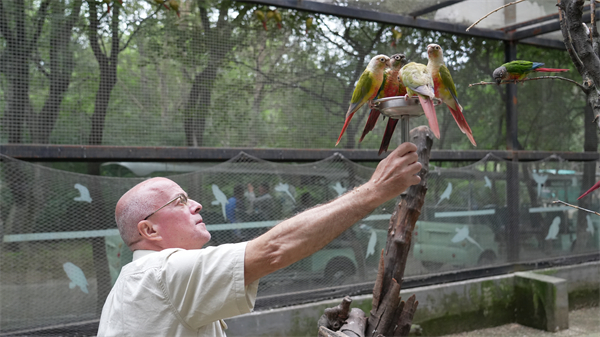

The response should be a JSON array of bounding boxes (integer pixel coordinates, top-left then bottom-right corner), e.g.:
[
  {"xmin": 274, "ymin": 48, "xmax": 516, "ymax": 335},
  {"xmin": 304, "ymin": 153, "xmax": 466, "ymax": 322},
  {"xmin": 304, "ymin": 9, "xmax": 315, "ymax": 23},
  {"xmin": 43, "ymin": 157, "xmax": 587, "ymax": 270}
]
[{"xmin": 145, "ymin": 179, "xmax": 211, "ymax": 249}]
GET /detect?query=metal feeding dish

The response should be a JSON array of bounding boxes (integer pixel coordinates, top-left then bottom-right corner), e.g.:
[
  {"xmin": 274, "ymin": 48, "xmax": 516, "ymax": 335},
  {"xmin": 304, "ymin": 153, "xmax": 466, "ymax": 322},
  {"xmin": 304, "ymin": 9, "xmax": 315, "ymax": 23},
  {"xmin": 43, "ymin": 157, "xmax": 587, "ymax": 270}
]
[{"xmin": 371, "ymin": 96, "xmax": 442, "ymax": 119}]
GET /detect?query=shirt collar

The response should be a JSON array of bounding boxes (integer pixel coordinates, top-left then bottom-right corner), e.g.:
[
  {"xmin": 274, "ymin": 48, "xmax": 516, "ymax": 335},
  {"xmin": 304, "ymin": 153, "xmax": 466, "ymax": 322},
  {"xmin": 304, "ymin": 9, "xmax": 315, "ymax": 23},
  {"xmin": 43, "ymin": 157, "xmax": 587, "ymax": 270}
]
[{"xmin": 132, "ymin": 249, "xmax": 159, "ymax": 261}]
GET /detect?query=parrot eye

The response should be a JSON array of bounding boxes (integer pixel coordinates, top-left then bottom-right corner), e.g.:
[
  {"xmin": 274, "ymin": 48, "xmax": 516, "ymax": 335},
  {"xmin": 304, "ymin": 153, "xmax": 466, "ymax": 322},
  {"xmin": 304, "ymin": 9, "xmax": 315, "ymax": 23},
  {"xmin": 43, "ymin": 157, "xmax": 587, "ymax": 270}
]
[{"xmin": 380, "ymin": 57, "xmax": 385, "ymax": 62}]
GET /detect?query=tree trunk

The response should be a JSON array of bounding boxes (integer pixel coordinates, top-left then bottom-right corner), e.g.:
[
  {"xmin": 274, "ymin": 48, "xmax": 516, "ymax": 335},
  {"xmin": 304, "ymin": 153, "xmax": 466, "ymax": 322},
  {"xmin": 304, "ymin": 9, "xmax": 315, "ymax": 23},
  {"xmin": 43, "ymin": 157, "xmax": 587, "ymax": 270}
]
[
  {"xmin": 87, "ymin": 2, "xmax": 119, "ymax": 146},
  {"xmin": 32, "ymin": 0, "xmax": 82, "ymax": 144},
  {"xmin": 559, "ymin": 0, "xmax": 600, "ymax": 251}
]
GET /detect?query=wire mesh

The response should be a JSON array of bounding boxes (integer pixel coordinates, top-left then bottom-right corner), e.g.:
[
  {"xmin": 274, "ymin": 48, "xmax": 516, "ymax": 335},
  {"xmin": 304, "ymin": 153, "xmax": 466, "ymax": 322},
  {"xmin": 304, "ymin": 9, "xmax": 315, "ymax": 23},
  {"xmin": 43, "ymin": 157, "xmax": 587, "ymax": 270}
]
[
  {"xmin": 1, "ymin": 152, "xmax": 599, "ymax": 333},
  {"xmin": 0, "ymin": 1, "xmax": 586, "ymax": 151}
]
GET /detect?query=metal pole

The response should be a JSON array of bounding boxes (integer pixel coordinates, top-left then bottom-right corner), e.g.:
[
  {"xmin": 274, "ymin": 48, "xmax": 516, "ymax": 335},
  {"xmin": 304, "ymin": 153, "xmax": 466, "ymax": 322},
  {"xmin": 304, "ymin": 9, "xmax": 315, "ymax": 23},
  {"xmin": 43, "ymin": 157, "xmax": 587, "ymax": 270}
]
[
  {"xmin": 400, "ymin": 115, "xmax": 410, "ymax": 143},
  {"xmin": 505, "ymin": 40, "xmax": 520, "ymax": 262}
]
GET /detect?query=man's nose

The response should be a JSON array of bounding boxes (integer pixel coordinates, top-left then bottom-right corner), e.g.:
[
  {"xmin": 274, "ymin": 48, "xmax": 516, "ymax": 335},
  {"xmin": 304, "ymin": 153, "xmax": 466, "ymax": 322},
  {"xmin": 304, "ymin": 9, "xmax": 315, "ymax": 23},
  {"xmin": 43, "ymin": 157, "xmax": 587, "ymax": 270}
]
[{"xmin": 190, "ymin": 200, "xmax": 202, "ymax": 213}]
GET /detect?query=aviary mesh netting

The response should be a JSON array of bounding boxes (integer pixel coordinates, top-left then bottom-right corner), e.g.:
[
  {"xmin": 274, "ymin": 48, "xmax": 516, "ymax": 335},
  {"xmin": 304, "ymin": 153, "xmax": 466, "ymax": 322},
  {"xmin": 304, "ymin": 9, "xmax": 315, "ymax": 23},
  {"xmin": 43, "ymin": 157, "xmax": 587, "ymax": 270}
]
[
  {"xmin": 1, "ymin": 152, "xmax": 599, "ymax": 333},
  {"xmin": 0, "ymin": 1, "xmax": 585, "ymax": 151}
]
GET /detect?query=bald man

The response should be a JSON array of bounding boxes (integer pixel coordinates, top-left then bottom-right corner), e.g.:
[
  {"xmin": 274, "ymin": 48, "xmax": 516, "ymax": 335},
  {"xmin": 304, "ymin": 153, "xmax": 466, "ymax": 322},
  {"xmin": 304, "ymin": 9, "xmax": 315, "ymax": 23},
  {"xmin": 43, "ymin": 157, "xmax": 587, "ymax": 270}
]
[{"xmin": 97, "ymin": 143, "xmax": 422, "ymax": 336}]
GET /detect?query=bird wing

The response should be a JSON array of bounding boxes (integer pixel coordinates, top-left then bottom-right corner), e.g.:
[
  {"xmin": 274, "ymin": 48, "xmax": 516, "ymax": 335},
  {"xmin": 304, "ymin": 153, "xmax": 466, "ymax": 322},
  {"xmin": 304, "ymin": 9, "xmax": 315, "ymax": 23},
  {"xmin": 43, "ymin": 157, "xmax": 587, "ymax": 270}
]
[
  {"xmin": 439, "ymin": 65, "xmax": 460, "ymax": 105},
  {"xmin": 348, "ymin": 71, "xmax": 375, "ymax": 114},
  {"xmin": 505, "ymin": 60, "xmax": 535, "ymax": 74}
]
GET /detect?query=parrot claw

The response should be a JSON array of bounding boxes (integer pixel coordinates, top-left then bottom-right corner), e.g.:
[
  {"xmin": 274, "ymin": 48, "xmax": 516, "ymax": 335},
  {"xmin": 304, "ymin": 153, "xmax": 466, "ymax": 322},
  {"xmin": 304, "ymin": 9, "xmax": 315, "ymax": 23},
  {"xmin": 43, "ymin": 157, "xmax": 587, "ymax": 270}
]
[{"xmin": 403, "ymin": 94, "xmax": 409, "ymax": 101}]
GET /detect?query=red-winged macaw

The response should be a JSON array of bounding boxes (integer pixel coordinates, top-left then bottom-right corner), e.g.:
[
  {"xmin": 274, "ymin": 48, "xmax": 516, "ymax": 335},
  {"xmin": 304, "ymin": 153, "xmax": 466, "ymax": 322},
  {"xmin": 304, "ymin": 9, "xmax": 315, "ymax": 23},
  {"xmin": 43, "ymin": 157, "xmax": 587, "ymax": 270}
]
[
  {"xmin": 427, "ymin": 43, "xmax": 476, "ymax": 146},
  {"xmin": 336, "ymin": 55, "xmax": 391, "ymax": 146},
  {"xmin": 492, "ymin": 60, "xmax": 569, "ymax": 84},
  {"xmin": 400, "ymin": 61, "xmax": 440, "ymax": 140}
]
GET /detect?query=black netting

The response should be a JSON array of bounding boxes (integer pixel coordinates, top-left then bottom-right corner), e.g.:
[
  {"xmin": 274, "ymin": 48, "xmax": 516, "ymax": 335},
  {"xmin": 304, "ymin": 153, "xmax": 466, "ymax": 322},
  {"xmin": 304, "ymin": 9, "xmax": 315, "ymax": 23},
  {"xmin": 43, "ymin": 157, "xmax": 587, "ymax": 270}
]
[{"xmin": 2, "ymin": 153, "xmax": 599, "ymax": 333}]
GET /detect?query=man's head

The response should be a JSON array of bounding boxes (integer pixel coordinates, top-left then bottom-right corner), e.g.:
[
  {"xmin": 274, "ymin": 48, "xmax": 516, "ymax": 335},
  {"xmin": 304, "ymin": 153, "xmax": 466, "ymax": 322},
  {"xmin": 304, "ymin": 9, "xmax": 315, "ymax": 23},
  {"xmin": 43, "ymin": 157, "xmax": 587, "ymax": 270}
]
[{"xmin": 115, "ymin": 177, "xmax": 210, "ymax": 251}]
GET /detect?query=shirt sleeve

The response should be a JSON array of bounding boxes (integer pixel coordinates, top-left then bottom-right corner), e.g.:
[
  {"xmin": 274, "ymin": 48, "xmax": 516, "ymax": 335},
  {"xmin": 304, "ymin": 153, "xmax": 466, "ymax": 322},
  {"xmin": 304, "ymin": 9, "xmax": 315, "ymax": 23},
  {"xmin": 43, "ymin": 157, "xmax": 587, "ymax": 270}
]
[{"xmin": 160, "ymin": 242, "xmax": 259, "ymax": 329}]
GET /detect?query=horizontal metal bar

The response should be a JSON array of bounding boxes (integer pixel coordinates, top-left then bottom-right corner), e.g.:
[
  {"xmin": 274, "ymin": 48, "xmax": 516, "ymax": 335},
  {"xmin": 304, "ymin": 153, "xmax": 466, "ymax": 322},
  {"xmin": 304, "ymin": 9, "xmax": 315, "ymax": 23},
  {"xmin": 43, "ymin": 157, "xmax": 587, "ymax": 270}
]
[
  {"xmin": 435, "ymin": 209, "xmax": 496, "ymax": 218},
  {"xmin": 2, "ymin": 145, "xmax": 599, "ymax": 162},
  {"xmin": 519, "ymin": 36, "xmax": 566, "ymax": 50},
  {"xmin": 408, "ymin": 0, "xmax": 467, "ymax": 17},
  {"xmin": 241, "ymin": 0, "xmax": 506, "ymax": 40},
  {"xmin": 240, "ymin": 0, "xmax": 569, "ymax": 45},
  {"xmin": 510, "ymin": 19, "xmax": 561, "ymax": 40},
  {"xmin": 499, "ymin": 12, "xmax": 561, "ymax": 32},
  {"xmin": 510, "ymin": 10, "xmax": 599, "ymax": 40}
]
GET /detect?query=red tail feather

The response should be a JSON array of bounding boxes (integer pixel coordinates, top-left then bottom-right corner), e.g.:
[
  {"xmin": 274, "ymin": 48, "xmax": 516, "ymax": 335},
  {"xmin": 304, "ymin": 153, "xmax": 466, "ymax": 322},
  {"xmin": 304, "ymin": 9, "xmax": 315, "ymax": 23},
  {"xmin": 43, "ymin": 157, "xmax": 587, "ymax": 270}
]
[
  {"xmin": 535, "ymin": 68, "xmax": 569, "ymax": 73},
  {"xmin": 359, "ymin": 109, "xmax": 381, "ymax": 142},
  {"xmin": 447, "ymin": 104, "xmax": 476, "ymax": 146},
  {"xmin": 418, "ymin": 96, "xmax": 440, "ymax": 139},
  {"xmin": 378, "ymin": 118, "xmax": 399, "ymax": 155},
  {"xmin": 336, "ymin": 112, "xmax": 355, "ymax": 146},
  {"xmin": 578, "ymin": 181, "xmax": 600, "ymax": 200}
]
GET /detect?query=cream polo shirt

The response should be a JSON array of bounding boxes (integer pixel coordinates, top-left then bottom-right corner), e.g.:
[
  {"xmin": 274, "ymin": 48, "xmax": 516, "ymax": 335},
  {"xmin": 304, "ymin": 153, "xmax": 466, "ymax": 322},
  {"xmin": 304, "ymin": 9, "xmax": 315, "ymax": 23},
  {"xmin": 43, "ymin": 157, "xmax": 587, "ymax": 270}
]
[{"xmin": 97, "ymin": 242, "xmax": 259, "ymax": 337}]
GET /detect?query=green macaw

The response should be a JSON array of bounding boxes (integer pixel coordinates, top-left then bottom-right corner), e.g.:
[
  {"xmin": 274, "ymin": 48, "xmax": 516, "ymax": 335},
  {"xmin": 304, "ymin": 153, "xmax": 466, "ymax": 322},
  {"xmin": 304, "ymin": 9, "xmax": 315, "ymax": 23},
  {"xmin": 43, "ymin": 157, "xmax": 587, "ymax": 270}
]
[
  {"xmin": 400, "ymin": 62, "xmax": 440, "ymax": 139},
  {"xmin": 336, "ymin": 54, "xmax": 391, "ymax": 146},
  {"xmin": 492, "ymin": 60, "xmax": 569, "ymax": 84},
  {"xmin": 427, "ymin": 44, "xmax": 476, "ymax": 146}
]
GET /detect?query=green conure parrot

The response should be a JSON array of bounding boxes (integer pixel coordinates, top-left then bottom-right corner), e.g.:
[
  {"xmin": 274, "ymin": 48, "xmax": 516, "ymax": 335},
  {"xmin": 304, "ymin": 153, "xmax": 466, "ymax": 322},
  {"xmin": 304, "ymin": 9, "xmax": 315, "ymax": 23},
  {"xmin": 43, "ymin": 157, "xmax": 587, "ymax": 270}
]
[
  {"xmin": 273, "ymin": 10, "xmax": 283, "ymax": 29},
  {"xmin": 390, "ymin": 28, "xmax": 402, "ymax": 47},
  {"xmin": 169, "ymin": 0, "xmax": 180, "ymax": 18},
  {"xmin": 427, "ymin": 44, "xmax": 476, "ymax": 146},
  {"xmin": 305, "ymin": 17, "xmax": 313, "ymax": 33},
  {"xmin": 492, "ymin": 60, "xmax": 569, "ymax": 84},
  {"xmin": 378, "ymin": 68, "xmax": 409, "ymax": 154},
  {"xmin": 360, "ymin": 53, "xmax": 407, "ymax": 142},
  {"xmin": 155, "ymin": 0, "xmax": 170, "ymax": 9},
  {"xmin": 336, "ymin": 54, "xmax": 391, "ymax": 146},
  {"xmin": 400, "ymin": 62, "xmax": 440, "ymax": 139},
  {"xmin": 255, "ymin": 10, "xmax": 267, "ymax": 31}
]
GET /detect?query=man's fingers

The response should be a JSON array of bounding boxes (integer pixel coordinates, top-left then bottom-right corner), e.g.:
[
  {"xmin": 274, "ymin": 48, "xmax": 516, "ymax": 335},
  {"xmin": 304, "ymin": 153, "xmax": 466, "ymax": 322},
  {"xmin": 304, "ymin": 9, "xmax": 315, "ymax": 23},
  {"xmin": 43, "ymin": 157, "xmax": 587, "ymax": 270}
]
[{"xmin": 392, "ymin": 142, "xmax": 417, "ymax": 158}]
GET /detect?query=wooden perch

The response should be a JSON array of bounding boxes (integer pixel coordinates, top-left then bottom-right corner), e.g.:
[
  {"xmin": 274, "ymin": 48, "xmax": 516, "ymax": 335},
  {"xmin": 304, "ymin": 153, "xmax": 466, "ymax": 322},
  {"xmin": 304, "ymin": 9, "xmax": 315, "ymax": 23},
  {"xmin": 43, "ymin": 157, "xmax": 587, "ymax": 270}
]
[
  {"xmin": 365, "ymin": 126, "xmax": 432, "ymax": 337},
  {"xmin": 318, "ymin": 296, "xmax": 352, "ymax": 331},
  {"xmin": 317, "ymin": 126, "xmax": 432, "ymax": 337}
]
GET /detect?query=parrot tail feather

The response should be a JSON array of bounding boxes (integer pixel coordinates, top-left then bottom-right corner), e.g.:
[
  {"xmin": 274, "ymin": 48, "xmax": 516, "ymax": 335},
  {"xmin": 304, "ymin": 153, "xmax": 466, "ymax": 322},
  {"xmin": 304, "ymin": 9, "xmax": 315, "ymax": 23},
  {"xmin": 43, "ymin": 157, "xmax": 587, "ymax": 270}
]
[
  {"xmin": 534, "ymin": 68, "xmax": 569, "ymax": 73},
  {"xmin": 378, "ymin": 118, "xmax": 399, "ymax": 155},
  {"xmin": 418, "ymin": 96, "xmax": 440, "ymax": 139},
  {"xmin": 448, "ymin": 104, "xmax": 477, "ymax": 146},
  {"xmin": 578, "ymin": 181, "xmax": 600, "ymax": 200},
  {"xmin": 359, "ymin": 109, "xmax": 381, "ymax": 142},
  {"xmin": 336, "ymin": 112, "xmax": 355, "ymax": 146}
]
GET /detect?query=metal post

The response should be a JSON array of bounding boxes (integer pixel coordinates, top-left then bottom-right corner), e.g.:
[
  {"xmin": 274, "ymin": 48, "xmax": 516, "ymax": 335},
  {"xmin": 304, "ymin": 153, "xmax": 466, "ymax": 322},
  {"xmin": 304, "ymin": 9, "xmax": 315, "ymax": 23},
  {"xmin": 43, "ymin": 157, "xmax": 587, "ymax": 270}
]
[
  {"xmin": 505, "ymin": 40, "xmax": 520, "ymax": 262},
  {"xmin": 400, "ymin": 115, "xmax": 410, "ymax": 143}
]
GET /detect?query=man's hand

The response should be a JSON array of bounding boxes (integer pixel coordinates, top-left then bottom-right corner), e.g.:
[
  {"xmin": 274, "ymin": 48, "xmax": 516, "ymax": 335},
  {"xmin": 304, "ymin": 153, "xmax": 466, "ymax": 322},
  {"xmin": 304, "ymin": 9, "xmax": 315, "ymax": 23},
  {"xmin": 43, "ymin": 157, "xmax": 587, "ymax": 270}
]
[{"xmin": 363, "ymin": 142, "xmax": 422, "ymax": 206}]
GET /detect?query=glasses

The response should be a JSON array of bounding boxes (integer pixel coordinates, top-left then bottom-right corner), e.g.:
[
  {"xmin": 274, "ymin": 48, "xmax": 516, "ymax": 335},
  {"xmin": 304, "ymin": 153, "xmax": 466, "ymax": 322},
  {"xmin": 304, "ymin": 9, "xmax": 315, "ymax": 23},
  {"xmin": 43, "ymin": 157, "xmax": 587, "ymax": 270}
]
[{"xmin": 144, "ymin": 193, "xmax": 188, "ymax": 220}]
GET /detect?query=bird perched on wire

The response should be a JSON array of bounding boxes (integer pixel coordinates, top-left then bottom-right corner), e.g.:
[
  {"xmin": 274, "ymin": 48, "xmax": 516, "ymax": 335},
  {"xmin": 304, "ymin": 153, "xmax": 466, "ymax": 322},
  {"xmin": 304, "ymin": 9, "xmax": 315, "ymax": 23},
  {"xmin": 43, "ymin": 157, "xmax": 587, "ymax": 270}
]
[
  {"xmin": 492, "ymin": 60, "xmax": 569, "ymax": 84},
  {"xmin": 336, "ymin": 55, "xmax": 391, "ymax": 146}
]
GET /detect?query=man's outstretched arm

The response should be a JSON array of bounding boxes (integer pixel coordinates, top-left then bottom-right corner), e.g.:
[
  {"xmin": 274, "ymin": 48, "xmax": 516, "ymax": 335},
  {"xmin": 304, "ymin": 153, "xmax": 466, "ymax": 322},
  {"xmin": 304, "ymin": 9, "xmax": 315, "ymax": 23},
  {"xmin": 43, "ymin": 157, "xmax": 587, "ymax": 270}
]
[{"xmin": 244, "ymin": 143, "xmax": 422, "ymax": 285}]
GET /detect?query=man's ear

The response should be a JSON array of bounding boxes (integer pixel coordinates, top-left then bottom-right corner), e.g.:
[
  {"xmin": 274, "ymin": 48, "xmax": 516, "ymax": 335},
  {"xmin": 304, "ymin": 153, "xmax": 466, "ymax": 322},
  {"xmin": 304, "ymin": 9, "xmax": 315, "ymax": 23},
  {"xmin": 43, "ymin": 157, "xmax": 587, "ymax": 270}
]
[{"xmin": 137, "ymin": 220, "xmax": 162, "ymax": 241}]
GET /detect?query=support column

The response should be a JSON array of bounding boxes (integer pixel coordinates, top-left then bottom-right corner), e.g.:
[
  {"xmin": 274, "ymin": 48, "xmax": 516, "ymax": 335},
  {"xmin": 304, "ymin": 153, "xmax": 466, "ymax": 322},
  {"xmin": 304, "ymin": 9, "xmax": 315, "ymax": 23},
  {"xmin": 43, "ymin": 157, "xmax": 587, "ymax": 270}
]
[{"xmin": 505, "ymin": 40, "xmax": 520, "ymax": 262}]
